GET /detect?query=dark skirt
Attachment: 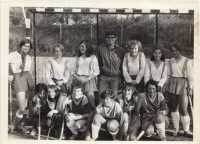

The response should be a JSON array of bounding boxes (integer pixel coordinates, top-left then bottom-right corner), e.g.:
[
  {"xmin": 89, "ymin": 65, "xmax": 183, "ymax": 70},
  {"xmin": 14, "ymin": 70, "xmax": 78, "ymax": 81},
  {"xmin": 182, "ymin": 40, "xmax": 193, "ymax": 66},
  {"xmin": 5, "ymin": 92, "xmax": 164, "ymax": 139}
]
[
  {"xmin": 14, "ymin": 72, "xmax": 34, "ymax": 93},
  {"xmin": 73, "ymin": 76, "xmax": 98, "ymax": 92},
  {"xmin": 130, "ymin": 75, "xmax": 145, "ymax": 93},
  {"xmin": 166, "ymin": 77, "xmax": 188, "ymax": 95}
]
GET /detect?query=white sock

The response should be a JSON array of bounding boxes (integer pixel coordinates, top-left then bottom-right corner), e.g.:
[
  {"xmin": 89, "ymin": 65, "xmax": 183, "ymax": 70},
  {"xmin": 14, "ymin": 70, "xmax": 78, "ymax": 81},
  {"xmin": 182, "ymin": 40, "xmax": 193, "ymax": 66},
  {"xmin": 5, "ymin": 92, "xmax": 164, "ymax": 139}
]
[
  {"xmin": 92, "ymin": 123, "xmax": 100, "ymax": 139},
  {"xmin": 171, "ymin": 112, "xmax": 180, "ymax": 131},
  {"xmin": 123, "ymin": 122, "xmax": 128, "ymax": 136},
  {"xmin": 156, "ymin": 121, "xmax": 166, "ymax": 138},
  {"xmin": 181, "ymin": 115, "xmax": 190, "ymax": 131},
  {"xmin": 66, "ymin": 121, "xmax": 78, "ymax": 135}
]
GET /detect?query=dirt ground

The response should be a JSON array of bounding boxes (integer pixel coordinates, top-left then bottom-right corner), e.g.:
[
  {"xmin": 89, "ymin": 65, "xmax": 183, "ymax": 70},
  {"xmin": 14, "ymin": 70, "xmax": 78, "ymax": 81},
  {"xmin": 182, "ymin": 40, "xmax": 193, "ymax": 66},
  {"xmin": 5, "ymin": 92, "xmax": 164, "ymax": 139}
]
[{"xmin": 8, "ymin": 95, "xmax": 193, "ymax": 141}]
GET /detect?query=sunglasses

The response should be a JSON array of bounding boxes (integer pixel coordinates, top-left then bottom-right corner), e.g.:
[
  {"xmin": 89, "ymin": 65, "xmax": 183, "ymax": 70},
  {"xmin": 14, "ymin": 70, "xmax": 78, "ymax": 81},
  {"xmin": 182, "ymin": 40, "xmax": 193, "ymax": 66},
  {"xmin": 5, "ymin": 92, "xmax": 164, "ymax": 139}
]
[{"xmin": 106, "ymin": 37, "xmax": 116, "ymax": 39}]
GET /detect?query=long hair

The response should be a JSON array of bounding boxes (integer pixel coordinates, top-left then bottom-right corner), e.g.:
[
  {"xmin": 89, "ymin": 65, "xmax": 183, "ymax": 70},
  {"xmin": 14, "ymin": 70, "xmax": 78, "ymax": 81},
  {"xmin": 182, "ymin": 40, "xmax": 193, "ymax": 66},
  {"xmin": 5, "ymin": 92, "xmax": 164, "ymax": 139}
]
[
  {"xmin": 77, "ymin": 40, "xmax": 93, "ymax": 57},
  {"xmin": 150, "ymin": 47, "xmax": 165, "ymax": 62}
]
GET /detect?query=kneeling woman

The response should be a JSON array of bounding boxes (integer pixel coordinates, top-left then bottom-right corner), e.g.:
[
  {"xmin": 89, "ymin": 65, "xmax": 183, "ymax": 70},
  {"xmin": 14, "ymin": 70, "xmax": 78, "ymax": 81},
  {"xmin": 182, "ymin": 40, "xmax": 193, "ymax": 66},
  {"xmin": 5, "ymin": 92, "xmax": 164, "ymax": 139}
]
[
  {"xmin": 140, "ymin": 79, "xmax": 169, "ymax": 141},
  {"xmin": 85, "ymin": 89, "xmax": 124, "ymax": 141},
  {"xmin": 62, "ymin": 83, "xmax": 90, "ymax": 140},
  {"xmin": 41, "ymin": 85, "xmax": 65, "ymax": 138}
]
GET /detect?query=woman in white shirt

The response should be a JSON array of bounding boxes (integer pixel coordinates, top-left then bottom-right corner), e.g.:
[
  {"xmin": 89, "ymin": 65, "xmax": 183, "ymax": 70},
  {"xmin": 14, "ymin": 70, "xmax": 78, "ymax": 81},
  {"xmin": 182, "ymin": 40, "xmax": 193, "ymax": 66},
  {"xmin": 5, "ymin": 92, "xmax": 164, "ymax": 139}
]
[
  {"xmin": 123, "ymin": 40, "xmax": 146, "ymax": 93},
  {"xmin": 9, "ymin": 39, "xmax": 34, "ymax": 133},
  {"xmin": 46, "ymin": 44, "xmax": 69, "ymax": 94},
  {"xmin": 166, "ymin": 42, "xmax": 193, "ymax": 137},
  {"xmin": 71, "ymin": 40, "xmax": 100, "ymax": 111},
  {"xmin": 144, "ymin": 48, "xmax": 167, "ymax": 93}
]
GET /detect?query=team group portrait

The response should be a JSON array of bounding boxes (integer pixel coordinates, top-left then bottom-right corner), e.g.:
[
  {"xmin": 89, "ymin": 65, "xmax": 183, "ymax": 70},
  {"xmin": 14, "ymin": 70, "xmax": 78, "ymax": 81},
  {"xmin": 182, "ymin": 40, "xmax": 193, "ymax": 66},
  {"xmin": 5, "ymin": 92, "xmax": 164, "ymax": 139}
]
[{"xmin": 7, "ymin": 7, "xmax": 194, "ymax": 141}]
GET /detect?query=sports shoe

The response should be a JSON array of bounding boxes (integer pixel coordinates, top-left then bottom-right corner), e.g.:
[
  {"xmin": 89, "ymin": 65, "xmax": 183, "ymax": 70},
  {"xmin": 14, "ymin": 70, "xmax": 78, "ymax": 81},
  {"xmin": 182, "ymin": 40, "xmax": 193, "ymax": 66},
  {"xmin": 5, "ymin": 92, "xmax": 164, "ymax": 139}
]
[
  {"xmin": 184, "ymin": 131, "xmax": 193, "ymax": 138},
  {"xmin": 30, "ymin": 129, "xmax": 37, "ymax": 136},
  {"xmin": 172, "ymin": 129, "xmax": 179, "ymax": 136},
  {"xmin": 161, "ymin": 137, "xmax": 167, "ymax": 141},
  {"xmin": 69, "ymin": 134, "xmax": 77, "ymax": 140}
]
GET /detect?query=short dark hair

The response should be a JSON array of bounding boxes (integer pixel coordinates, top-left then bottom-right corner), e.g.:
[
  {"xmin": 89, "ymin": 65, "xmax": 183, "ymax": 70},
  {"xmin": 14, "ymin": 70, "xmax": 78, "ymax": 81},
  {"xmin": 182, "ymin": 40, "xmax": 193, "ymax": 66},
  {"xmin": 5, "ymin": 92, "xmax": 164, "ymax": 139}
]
[
  {"xmin": 101, "ymin": 89, "xmax": 115, "ymax": 100},
  {"xmin": 150, "ymin": 47, "xmax": 165, "ymax": 62},
  {"xmin": 123, "ymin": 83, "xmax": 135, "ymax": 91},
  {"xmin": 170, "ymin": 42, "xmax": 182, "ymax": 53},
  {"xmin": 145, "ymin": 79, "xmax": 158, "ymax": 92},
  {"xmin": 105, "ymin": 30, "xmax": 117, "ymax": 38},
  {"xmin": 72, "ymin": 83, "xmax": 84, "ymax": 92},
  {"xmin": 77, "ymin": 40, "xmax": 93, "ymax": 57},
  {"xmin": 52, "ymin": 44, "xmax": 64, "ymax": 53},
  {"xmin": 127, "ymin": 40, "xmax": 142, "ymax": 51},
  {"xmin": 35, "ymin": 83, "xmax": 48, "ymax": 94},
  {"xmin": 19, "ymin": 39, "xmax": 33, "ymax": 49}
]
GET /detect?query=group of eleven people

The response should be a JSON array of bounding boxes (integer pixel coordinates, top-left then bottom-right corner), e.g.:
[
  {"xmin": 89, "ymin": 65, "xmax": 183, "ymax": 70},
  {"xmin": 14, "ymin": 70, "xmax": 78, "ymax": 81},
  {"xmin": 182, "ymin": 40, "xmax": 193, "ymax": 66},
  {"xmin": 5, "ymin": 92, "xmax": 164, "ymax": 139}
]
[{"xmin": 8, "ymin": 30, "xmax": 193, "ymax": 141}]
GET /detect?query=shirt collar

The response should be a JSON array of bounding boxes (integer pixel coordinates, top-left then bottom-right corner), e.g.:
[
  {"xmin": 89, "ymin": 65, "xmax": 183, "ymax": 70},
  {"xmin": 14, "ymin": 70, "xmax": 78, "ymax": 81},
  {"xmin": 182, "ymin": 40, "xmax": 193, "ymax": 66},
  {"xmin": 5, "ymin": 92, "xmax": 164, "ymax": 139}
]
[{"xmin": 106, "ymin": 44, "xmax": 116, "ymax": 51}]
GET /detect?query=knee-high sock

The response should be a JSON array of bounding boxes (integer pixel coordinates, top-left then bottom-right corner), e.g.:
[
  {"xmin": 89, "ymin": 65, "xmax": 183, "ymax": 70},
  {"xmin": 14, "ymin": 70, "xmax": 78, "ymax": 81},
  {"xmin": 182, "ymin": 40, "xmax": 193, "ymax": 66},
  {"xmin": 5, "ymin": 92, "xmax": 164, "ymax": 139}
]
[
  {"xmin": 171, "ymin": 112, "xmax": 180, "ymax": 131},
  {"xmin": 156, "ymin": 121, "xmax": 166, "ymax": 138},
  {"xmin": 92, "ymin": 123, "xmax": 100, "ymax": 140},
  {"xmin": 123, "ymin": 122, "xmax": 128, "ymax": 136},
  {"xmin": 181, "ymin": 115, "xmax": 190, "ymax": 131},
  {"xmin": 66, "ymin": 121, "xmax": 78, "ymax": 135},
  {"xmin": 13, "ymin": 110, "xmax": 23, "ymax": 125}
]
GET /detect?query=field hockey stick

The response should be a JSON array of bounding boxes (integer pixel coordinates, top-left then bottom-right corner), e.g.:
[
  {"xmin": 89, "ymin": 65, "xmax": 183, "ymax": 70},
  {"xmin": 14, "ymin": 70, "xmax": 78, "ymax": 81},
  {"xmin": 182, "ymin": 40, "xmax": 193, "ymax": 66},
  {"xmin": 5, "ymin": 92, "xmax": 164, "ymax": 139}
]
[
  {"xmin": 59, "ymin": 118, "xmax": 64, "ymax": 140},
  {"xmin": 9, "ymin": 76, "xmax": 13, "ymax": 133},
  {"xmin": 59, "ymin": 90, "xmax": 69, "ymax": 140},
  {"xmin": 46, "ymin": 125, "xmax": 54, "ymax": 140},
  {"xmin": 135, "ymin": 115, "xmax": 157, "ymax": 141},
  {"xmin": 186, "ymin": 87, "xmax": 193, "ymax": 118},
  {"xmin": 37, "ymin": 97, "xmax": 41, "ymax": 140}
]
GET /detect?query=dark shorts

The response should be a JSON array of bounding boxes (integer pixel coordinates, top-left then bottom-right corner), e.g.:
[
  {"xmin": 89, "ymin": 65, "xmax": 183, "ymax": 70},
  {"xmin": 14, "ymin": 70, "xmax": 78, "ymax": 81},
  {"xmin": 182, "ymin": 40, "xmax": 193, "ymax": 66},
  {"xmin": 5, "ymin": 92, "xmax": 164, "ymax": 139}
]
[{"xmin": 14, "ymin": 72, "xmax": 34, "ymax": 93}]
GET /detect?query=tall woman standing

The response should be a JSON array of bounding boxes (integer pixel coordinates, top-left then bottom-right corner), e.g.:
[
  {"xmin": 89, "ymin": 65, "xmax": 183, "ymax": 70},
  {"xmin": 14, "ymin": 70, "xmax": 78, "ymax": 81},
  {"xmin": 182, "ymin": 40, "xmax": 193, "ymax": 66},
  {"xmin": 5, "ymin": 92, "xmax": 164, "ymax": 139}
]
[
  {"xmin": 123, "ymin": 40, "xmax": 146, "ymax": 93},
  {"xmin": 9, "ymin": 39, "xmax": 34, "ymax": 133},
  {"xmin": 70, "ymin": 40, "xmax": 100, "ymax": 111},
  {"xmin": 46, "ymin": 44, "xmax": 69, "ymax": 94},
  {"xmin": 166, "ymin": 42, "xmax": 193, "ymax": 137},
  {"xmin": 144, "ymin": 48, "xmax": 168, "ymax": 93}
]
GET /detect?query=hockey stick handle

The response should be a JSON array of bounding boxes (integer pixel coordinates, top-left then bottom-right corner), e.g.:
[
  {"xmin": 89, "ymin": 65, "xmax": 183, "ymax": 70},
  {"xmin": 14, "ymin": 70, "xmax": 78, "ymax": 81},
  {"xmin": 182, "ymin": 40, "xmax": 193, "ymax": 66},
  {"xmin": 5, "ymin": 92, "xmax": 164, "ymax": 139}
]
[
  {"xmin": 188, "ymin": 96, "xmax": 193, "ymax": 118},
  {"xmin": 59, "ymin": 118, "xmax": 65, "ymax": 140},
  {"xmin": 136, "ymin": 115, "xmax": 156, "ymax": 141},
  {"xmin": 9, "ymin": 80, "xmax": 13, "ymax": 133}
]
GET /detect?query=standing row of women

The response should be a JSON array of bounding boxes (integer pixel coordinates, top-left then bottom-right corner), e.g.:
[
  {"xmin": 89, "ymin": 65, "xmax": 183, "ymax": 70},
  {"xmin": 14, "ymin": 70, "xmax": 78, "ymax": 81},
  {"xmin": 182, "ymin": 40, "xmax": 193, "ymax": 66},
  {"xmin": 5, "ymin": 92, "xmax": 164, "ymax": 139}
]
[{"xmin": 8, "ymin": 30, "xmax": 193, "ymax": 139}]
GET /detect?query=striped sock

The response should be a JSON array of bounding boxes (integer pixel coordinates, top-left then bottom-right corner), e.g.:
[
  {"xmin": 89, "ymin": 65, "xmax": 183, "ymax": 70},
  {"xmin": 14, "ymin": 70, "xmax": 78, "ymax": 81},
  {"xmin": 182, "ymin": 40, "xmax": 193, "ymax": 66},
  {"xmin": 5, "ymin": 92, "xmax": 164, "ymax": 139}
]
[
  {"xmin": 92, "ymin": 123, "xmax": 100, "ymax": 140},
  {"xmin": 171, "ymin": 112, "xmax": 180, "ymax": 131},
  {"xmin": 156, "ymin": 121, "xmax": 166, "ymax": 138},
  {"xmin": 181, "ymin": 115, "xmax": 190, "ymax": 131}
]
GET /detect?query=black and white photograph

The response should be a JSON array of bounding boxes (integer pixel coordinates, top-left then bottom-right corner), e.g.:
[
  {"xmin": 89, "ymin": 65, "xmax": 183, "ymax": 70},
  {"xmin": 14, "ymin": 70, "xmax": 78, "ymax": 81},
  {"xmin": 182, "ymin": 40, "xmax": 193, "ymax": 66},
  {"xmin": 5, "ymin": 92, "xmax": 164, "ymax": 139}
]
[{"xmin": 1, "ymin": 0, "xmax": 200, "ymax": 143}]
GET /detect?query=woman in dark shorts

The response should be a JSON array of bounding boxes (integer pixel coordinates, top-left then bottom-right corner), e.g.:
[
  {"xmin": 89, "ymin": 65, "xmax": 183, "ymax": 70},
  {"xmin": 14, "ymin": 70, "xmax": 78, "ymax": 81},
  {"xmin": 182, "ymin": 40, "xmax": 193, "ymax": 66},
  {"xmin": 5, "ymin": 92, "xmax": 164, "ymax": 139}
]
[
  {"xmin": 122, "ymin": 40, "xmax": 146, "ymax": 93},
  {"xmin": 9, "ymin": 39, "xmax": 34, "ymax": 133}
]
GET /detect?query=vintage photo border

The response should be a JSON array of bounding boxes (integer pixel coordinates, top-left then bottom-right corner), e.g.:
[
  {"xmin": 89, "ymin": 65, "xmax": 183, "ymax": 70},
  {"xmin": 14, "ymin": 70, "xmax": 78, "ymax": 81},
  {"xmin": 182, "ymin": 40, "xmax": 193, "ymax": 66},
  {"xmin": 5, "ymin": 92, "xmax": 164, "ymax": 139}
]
[{"xmin": 1, "ymin": 0, "xmax": 199, "ymax": 143}]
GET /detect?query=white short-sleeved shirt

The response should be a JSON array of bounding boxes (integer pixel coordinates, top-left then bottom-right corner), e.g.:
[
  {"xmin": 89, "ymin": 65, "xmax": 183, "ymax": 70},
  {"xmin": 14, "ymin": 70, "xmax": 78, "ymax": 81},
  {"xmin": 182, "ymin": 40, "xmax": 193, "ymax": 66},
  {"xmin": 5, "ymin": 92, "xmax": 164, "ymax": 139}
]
[{"xmin": 9, "ymin": 51, "xmax": 32, "ymax": 73}]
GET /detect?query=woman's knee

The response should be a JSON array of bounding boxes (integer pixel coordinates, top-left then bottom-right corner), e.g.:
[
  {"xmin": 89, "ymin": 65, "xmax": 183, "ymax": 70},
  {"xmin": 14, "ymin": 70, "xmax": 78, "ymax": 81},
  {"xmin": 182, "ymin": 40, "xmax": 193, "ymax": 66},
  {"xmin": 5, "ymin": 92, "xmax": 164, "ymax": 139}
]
[
  {"xmin": 155, "ymin": 115, "xmax": 165, "ymax": 124},
  {"xmin": 142, "ymin": 122, "xmax": 154, "ymax": 137},
  {"xmin": 145, "ymin": 126, "xmax": 154, "ymax": 137},
  {"xmin": 107, "ymin": 120, "xmax": 119, "ymax": 134},
  {"xmin": 93, "ymin": 114, "xmax": 104, "ymax": 125},
  {"xmin": 129, "ymin": 134, "xmax": 137, "ymax": 141}
]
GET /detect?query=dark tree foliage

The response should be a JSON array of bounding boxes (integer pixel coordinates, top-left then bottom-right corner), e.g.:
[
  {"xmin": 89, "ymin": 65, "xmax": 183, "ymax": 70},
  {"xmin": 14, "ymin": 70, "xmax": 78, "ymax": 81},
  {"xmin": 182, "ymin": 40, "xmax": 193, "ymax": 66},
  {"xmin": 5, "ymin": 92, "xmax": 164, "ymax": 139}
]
[{"xmin": 9, "ymin": 8, "xmax": 194, "ymax": 58}]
